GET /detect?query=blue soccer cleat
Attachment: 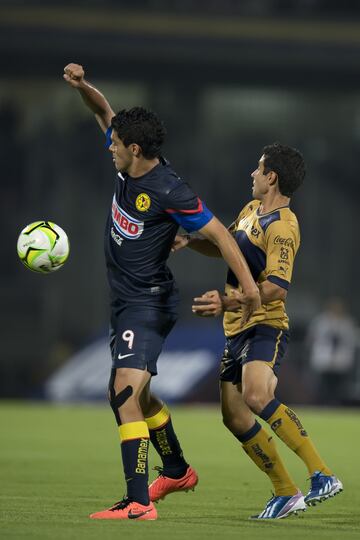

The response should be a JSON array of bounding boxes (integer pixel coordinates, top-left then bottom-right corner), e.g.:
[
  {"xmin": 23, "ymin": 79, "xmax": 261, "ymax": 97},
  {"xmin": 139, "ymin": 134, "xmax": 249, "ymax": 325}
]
[
  {"xmin": 304, "ymin": 471, "xmax": 343, "ymax": 506},
  {"xmin": 250, "ymin": 490, "xmax": 306, "ymax": 519}
]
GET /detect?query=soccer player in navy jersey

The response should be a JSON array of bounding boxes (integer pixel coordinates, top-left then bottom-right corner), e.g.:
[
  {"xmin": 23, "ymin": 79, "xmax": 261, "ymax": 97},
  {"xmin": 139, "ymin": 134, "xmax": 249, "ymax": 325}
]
[{"xmin": 63, "ymin": 63, "xmax": 260, "ymax": 521}]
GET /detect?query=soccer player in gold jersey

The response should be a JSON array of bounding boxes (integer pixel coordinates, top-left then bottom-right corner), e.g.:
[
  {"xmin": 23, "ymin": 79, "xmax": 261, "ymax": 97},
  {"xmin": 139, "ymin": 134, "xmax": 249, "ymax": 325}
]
[{"xmin": 173, "ymin": 143, "xmax": 343, "ymax": 519}]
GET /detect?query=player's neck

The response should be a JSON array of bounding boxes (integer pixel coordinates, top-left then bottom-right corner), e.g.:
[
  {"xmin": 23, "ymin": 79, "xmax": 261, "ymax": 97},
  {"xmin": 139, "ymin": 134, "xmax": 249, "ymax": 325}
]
[
  {"xmin": 259, "ymin": 192, "xmax": 290, "ymax": 214},
  {"xmin": 127, "ymin": 157, "xmax": 160, "ymax": 178}
]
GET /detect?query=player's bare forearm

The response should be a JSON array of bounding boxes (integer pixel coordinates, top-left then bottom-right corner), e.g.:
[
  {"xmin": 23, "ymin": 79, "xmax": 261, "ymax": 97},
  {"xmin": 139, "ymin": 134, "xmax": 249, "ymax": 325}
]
[
  {"xmin": 63, "ymin": 63, "xmax": 115, "ymax": 133},
  {"xmin": 188, "ymin": 236, "xmax": 221, "ymax": 257},
  {"xmin": 258, "ymin": 280, "xmax": 287, "ymax": 303},
  {"xmin": 79, "ymin": 82, "xmax": 114, "ymax": 130},
  {"xmin": 224, "ymin": 280, "xmax": 287, "ymax": 312},
  {"xmin": 171, "ymin": 234, "xmax": 221, "ymax": 256},
  {"xmin": 199, "ymin": 217, "xmax": 258, "ymax": 296}
]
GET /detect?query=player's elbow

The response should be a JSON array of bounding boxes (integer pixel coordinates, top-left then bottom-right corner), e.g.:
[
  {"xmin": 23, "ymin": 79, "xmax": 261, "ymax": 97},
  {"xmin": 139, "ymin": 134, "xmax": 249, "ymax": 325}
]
[
  {"xmin": 262, "ymin": 281, "xmax": 288, "ymax": 303},
  {"xmin": 271, "ymin": 286, "xmax": 287, "ymax": 303},
  {"xmin": 200, "ymin": 216, "xmax": 230, "ymax": 247},
  {"xmin": 278, "ymin": 288, "xmax": 287, "ymax": 302}
]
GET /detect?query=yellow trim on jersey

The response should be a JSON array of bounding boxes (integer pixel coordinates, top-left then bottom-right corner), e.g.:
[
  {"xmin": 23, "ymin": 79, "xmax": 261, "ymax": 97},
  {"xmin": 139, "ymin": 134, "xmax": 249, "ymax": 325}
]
[
  {"xmin": 119, "ymin": 421, "xmax": 149, "ymax": 442},
  {"xmin": 145, "ymin": 404, "xmax": 170, "ymax": 430}
]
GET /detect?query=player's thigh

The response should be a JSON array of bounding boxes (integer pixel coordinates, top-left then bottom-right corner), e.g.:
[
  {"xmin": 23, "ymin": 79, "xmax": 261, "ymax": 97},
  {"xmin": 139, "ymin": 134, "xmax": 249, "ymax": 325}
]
[
  {"xmin": 242, "ymin": 361, "xmax": 278, "ymax": 398},
  {"xmin": 221, "ymin": 380, "xmax": 250, "ymax": 419},
  {"xmin": 240, "ymin": 325, "xmax": 289, "ymax": 393},
  {"xmin": 113, "ymin": 366, "xmax": 151, "ymax": 397},
  {"xmin": 110, "ymin": 304, "xmax": 177, "ymax": 375}
]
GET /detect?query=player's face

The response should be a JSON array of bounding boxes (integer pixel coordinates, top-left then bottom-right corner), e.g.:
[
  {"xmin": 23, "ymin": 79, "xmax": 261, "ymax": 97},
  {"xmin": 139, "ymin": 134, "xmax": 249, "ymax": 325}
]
[
  {"xmin": 251, "ymin": 155, "xmax": 270, "ymax": 200},
  {"xmin": 109, "ymin": 130, "xmax": 134, "ymax": 173}
]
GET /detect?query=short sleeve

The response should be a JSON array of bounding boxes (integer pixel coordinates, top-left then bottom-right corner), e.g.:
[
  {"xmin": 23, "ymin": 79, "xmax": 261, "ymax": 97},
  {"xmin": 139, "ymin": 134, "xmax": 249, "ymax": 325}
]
[
  {"xmin": 228, "ymin": 214, "xmax": 241, "ymax": 236},
  {"xmin": 105, "ymin": 126, "xmax": 112, "ymax": 148},
  {"xmin": 163, "ymin": 182, "xmax": 213, "ymax": 232},
  {"xmin": 228, "ymin": 201, "xmax": 258, "ymax": 236},
  {"xmin": 264, "ymin": 220, "xmax": 299, "ymax": 290}
]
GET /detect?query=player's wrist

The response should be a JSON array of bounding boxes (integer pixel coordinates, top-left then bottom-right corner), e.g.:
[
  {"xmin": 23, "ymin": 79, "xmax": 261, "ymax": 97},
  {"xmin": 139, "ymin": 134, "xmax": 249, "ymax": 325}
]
[
  {"xmin": 242, "ymin": 285, "xmax": 260, "ymax": 299},
  {"xmin": 184, "ymin": 234, "xmax": 192, "ymax": 246},
  {"xmin": 77, "ymin": 79, "xmax": 88, "ymax": 91},
  {"xmin": 221, "ymin": 295, "xmax": 238, "ymax": 312}
]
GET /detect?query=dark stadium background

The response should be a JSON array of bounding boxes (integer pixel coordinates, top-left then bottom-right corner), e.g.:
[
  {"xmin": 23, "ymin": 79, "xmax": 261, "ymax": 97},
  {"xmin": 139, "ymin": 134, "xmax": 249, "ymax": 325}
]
[{"xmin": 1, "ymin": 0, "xmax": 359, "ymax": 403}]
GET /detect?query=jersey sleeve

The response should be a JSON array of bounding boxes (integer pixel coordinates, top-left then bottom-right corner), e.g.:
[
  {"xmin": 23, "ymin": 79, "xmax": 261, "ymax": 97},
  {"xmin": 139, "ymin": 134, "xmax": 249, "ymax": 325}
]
[
  {"xmin": 228, "ymin": 214, "xmax": 241, "ymax": 236},
  {"xmin": 264, "ymin": 220, "xmax": 299, "ymax": 290},
  {"xmin": 228, "ymin": 201, "xmax": 259, "ymax": 236},
  {"xmin": 105, "ymin": 126, "xmax": 112, "ymax": 148},
  {"xmin": 163, "ymin": 182, "xmax": 214, "ymax": 232}
]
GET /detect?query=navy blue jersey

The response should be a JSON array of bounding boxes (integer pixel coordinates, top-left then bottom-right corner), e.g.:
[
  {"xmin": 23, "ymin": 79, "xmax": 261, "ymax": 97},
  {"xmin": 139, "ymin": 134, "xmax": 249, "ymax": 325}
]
[{"xmin": 104, "ymin": 150, "xmax": 213, "ymax": 305}]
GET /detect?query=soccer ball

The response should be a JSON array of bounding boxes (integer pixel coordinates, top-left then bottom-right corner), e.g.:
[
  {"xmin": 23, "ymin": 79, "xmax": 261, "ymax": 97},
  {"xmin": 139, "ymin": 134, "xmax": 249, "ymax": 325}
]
[{"xmin": 17, "ymin": 221, "xmax": 70, "ymax": 273}]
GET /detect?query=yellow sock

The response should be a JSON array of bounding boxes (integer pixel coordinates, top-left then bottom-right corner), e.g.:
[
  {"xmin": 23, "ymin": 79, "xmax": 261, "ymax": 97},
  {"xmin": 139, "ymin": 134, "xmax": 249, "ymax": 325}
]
[
  {"xmin": 261, "ymin": 400, "xmax": 332, "ymax": 476},
  {"xmin": 145, "ymin": 404, "xmax": 170, "ymax": 430},
  {"xmin": 239, "ymin": 421, "xmax": 298, "ymax": 496}
]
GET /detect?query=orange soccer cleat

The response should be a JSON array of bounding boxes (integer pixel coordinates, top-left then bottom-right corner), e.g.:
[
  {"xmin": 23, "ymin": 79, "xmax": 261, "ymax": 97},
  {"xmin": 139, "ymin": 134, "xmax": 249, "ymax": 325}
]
[
  {"xmin": 149, "ymin": 466, "xmax": 199, "ymax": 502},
  {"xmin": 90, "ymin": 498, "xmax": 157, "ymax": 520}
]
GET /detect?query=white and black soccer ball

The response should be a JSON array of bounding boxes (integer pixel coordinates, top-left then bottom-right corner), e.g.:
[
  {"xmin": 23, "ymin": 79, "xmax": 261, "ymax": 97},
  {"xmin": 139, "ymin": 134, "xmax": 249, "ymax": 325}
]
[{"xmin": 17, "ymin": 221, "xmax": 70, "ymax": 273}]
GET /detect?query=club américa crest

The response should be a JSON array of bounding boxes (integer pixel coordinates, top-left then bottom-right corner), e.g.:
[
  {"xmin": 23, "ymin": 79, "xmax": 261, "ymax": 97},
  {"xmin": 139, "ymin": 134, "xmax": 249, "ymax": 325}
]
[{"xmin": 135, "ymin": 193, "xmax": 151, "ymax": 212}]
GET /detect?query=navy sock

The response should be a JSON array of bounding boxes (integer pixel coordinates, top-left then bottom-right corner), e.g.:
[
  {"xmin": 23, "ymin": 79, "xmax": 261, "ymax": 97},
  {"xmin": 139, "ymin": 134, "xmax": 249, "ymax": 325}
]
[
  {"xmin": 149, "ymin": 418, "xmax": 188, "ymax": 478},
  {"xmin": 121, "ymin": 437, "xmax": 150, "ymax": 506}
]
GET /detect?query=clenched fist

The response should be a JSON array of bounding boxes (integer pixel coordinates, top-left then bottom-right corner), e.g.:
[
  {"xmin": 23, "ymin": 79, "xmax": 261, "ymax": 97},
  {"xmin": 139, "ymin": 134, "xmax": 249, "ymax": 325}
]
[
  {"xmin": 171, "ymin": 234, "xmax": 190, "ymax": 253},
  {"xmin": 63, "ymin": 63, "xmax": 85, "ymax": 88},
  {"xmin": 192, "ymin": 290, "xmax": 224, "ymax": 317}
]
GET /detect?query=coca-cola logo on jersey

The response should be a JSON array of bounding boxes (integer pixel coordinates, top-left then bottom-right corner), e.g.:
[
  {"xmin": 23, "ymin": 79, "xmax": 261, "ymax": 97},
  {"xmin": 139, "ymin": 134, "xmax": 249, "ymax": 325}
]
[
  {"xmin": 273, "ymin": 235, "xmax": 294, "ymax": 248},
  {"xmin": 111, "ymin": 196, "xmax": 144, "ymax": 239}
]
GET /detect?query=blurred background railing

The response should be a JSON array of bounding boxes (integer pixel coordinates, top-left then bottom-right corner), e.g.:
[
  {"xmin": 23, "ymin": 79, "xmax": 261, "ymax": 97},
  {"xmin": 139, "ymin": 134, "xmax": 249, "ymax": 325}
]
[{"xmin": 1, "ymin": 0, "xmax": 359, "ymax": 403}]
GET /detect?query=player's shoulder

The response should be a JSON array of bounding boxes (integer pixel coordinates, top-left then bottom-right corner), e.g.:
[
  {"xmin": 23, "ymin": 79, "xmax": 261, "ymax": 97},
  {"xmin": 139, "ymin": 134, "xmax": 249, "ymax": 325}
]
[
  {"xmin": 238, "ymin": 199, "xmax": 260, "ymax": 219},
  {"xmin": 259, "ymin": 205, "xmax": 298, "ymax": 231},
  {"xmin": 278, "ymin": 207, "xmax": 300, "ymax": 234},
  {"xmin": 279, "ymin": 205, "xmax": 299, "ymax": 223},
  {"xmin": 244, "ymin": 199, "xmax": 261, "ymax": 213},
  {"xmin": 151, "ymin": 158, "xmax": 187, "ymax": 195},
  {"xmin": 262, "ymin": 207, "xmax": 300, "ymax": 251}
]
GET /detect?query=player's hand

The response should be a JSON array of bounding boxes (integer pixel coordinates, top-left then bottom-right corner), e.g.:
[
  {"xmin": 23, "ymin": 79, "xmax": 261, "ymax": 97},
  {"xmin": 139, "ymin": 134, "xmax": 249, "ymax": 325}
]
[
  {"xmin": 171, "ymin": 234, "xmax": 189, "ymax": 253},
  {"xmin": 229, "ymin": 288, "xmax": 261, "ymax": 326},
  {"xmin": 63, "ymin": 63, "xmax": 85, "ymax": 88},
  {"xmin": 192, "ymin": 290, "xmax": 223, "ymax": 317}
]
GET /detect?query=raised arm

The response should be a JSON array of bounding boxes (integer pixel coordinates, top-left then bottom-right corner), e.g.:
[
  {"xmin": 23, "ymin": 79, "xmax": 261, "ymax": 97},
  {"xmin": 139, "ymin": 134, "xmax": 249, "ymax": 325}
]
[{"xmin": 63, "ymin": 63, "xmax": 115, "ymax": 133}]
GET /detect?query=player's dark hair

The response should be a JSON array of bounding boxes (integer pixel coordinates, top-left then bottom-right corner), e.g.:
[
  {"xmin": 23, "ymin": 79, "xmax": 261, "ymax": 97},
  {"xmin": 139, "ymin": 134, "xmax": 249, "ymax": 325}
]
[
  {"xmin": 111, "ymin": 107, "xmax": 166, "ymax": 159},
  {"xmin": 262, "ymin": 143, "xmax": 305, "ymax": 196}
]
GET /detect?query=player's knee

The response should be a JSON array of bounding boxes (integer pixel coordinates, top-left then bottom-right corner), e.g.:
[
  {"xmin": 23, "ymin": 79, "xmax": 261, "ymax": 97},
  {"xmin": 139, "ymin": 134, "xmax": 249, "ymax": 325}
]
[
  {"xmin": 108, "ymin": 383, "xmax": 134, "ymax": 425},
  {"xmin": 242, "ymin": 389, "xmax": 268, "ymax": 415},
  {"xmin": 222, "ymin": 413, "xmax": 235, "ymax": 433},
  {"xmin": 111, "ymin": 385, "xmax": 133, "ymax": 409},
  {"xmin": 222, "ymin": 411, "xmax": 246, "ymax": 434}
]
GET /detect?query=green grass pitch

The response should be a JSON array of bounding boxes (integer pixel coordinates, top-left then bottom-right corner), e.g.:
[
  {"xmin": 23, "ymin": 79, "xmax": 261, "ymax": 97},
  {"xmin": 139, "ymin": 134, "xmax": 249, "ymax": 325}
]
[{"xmin": 1, "ymin": 403, "xmax": 359, "ymax": 539}]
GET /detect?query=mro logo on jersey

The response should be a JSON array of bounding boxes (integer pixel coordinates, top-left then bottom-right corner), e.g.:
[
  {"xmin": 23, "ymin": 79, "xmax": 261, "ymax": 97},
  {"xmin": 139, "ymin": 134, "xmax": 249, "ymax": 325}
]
[{"xmin": 112, "ymin": 195, "xmax": 144, "ymax": 239}]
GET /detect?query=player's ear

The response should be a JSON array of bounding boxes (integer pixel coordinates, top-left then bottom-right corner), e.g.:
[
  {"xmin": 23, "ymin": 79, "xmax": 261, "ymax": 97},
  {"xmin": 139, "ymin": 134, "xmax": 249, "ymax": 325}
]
[
  {"xmin": 131, "ymin": 143, "xmax": 142, "ymax": 157},
  {"xmin": 268, "ymin": 170, "xmax": 278, "ymax": 186}
]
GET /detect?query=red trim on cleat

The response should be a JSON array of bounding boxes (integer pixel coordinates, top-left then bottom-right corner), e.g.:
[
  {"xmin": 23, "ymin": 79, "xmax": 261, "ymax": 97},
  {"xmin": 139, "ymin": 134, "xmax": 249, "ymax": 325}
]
[{"xmin": 149, "ymin": 466, "xmax": 199, "ymax": 502}]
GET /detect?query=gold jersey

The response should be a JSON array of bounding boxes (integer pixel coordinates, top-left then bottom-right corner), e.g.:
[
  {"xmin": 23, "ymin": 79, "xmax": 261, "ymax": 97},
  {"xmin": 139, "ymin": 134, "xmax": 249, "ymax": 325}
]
[{"xmin": 224, "ymin": 200, "xmax": 300, "ymax": 337}]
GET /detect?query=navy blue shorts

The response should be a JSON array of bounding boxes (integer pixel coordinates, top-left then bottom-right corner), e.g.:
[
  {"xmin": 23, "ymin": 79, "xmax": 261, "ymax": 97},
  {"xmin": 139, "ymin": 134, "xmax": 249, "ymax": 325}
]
[
  {"xmin": 109, "ymin": 303, "xmax": 177, "ymax": 376},
  {"xmin": 220, "ymin": 324, "xmax": 289, "ymax": 384}
]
